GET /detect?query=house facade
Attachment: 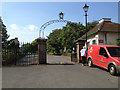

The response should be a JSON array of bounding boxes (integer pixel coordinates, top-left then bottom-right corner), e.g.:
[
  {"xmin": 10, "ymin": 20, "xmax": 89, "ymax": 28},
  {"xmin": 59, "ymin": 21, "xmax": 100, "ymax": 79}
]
[
  {"xmin": 75, "ymin": 18, "xmax": 120, "ymax": 63},
  {"xmin": 80, "ymin": 18, "xmax": 120, "ymax": 46}
]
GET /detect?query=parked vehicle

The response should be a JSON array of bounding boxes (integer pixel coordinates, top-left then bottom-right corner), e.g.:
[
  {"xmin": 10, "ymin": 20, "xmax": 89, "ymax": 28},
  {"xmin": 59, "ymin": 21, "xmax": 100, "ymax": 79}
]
[{"xmin": 87, "ymin": 45, "xmax": 120, "ymax": 75}]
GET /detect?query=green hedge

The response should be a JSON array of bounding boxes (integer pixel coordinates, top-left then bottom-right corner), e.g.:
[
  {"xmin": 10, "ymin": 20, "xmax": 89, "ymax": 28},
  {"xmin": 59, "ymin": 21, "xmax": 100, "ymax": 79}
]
[{"xmin": 62, "ymin": 49, "xmax": 71, "ymax": 56}]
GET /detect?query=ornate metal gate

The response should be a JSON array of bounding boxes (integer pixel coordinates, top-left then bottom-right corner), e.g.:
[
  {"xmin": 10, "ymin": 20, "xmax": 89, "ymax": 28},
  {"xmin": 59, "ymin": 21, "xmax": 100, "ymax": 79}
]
[{"xmin": 2, "ymin": 41, "xmax": 38, "ymax": 66}]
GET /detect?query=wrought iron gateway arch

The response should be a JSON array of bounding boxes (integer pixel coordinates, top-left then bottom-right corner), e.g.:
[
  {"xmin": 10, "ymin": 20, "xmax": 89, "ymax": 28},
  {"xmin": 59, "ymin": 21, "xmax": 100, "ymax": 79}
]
[
  {"xmin": 39, "ymin": 12, "xmax": 72, "ymax": 38},
  {"xmin": 37, "ymin": 12, "xmax": 73, "ymax": 64}
]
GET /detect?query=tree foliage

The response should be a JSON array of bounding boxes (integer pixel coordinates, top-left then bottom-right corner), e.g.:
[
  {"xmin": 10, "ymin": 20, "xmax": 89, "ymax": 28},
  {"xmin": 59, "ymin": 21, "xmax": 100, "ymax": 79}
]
[
  {"xmin": 8, "ymin": 39, "xmax": 20, "ymax": 50},
  {"xmin": 0, "ymin": 17, "xmax": 9, "ymax": 47},
  {"xmin": 46, "ymin": 21, "xmax": 98, "ymax": 55},
  {"xmin": 87, "ymin": 21, "xmax": 99, "ymax": 31},
  {"xmin": 60, "ymin": 22, "xmax": 86, "ymax": 50},
  {"xmin": 47, "ymin": 29, "xmax": 62, "ymax": 55},
  {"xmin": 21, "ymin": 39, "xmax": 38, "ymax": 54}
]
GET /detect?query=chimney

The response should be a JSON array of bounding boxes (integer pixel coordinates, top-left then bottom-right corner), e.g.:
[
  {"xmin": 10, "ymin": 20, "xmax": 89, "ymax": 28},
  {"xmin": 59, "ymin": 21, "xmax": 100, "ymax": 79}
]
[{"xmin": 99, "ymin": 18, "xmax": 111, "ymax": 23}]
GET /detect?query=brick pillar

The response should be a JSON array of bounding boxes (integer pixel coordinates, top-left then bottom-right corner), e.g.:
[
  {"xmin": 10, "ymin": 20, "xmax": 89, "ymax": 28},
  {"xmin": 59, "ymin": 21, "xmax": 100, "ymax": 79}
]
[
  {"xmin": 76, "ymin": 42, "xmax": 80, "ymax": 64},
  {"xmin": 37, "ymin": 38, "xmax": 47, "ymax": 64}
]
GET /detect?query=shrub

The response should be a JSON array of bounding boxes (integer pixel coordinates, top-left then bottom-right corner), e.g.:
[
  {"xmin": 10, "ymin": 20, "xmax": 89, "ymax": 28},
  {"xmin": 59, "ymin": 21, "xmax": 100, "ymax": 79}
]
[
  {"xmin": 62, "ymin": 49, "xmax": 71, "ymax": 56},
  {"xmin": 115, "ymin": 39, "xmax": 120, "ymax": 46}
]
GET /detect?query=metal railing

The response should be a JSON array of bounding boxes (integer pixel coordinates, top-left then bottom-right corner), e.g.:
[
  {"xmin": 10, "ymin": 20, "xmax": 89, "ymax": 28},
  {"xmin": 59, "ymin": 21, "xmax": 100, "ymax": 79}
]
[{"xmin": 2, "ymin": 42, "xmax": 38, "ymax": 66}]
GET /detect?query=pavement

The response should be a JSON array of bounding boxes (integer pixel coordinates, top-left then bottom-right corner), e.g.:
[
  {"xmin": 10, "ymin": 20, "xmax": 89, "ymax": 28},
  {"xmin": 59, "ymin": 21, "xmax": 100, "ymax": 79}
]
[{"xmin": 2, "ymin": 55, "xmax": 119, "ymax": 88}]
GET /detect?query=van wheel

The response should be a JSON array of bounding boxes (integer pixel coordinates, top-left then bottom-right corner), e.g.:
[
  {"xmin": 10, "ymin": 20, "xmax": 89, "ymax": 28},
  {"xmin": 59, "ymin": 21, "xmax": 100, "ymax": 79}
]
[
  {"xmin": 109, "ymin": 65, "xmax": 116, "ymax": 75},
  {"xmin": 88, "ymin": 59, "xmax": 93, "ymax": 67}
]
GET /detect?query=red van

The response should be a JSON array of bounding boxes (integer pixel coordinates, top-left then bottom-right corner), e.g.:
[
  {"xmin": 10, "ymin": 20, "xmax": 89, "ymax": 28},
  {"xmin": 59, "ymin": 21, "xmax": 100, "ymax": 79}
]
[{"xmin": 87, "ymin": 45, "xmax": 120, "ymax": 75}]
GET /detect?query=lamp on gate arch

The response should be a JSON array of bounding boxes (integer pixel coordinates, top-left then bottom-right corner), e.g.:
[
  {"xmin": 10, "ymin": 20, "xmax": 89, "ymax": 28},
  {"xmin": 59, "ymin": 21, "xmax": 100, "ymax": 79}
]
[{"xmin": 59, "ymin": 12, "xmax": 64, "ymax": 20}]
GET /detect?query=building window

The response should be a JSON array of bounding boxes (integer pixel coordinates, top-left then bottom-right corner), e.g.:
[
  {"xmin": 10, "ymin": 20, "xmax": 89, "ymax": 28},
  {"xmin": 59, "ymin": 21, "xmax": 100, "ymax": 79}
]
[
  {"xmin": 93, "ymin": 40, "xmax": 96, "ymax": 44},
  {"xmin": 88, "ymin": 42, "xmax": 90, "ymax": 47}
]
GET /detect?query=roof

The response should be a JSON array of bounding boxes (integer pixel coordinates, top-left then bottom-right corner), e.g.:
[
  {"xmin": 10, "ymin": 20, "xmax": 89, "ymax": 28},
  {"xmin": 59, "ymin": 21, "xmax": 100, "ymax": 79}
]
[
  {"xmin": 74, "ymin": 39, "xmax": 86, "ymax": 43},
  {"xmin": 80, "ymin": 21, "xmax": 120, "ymax": 39}
]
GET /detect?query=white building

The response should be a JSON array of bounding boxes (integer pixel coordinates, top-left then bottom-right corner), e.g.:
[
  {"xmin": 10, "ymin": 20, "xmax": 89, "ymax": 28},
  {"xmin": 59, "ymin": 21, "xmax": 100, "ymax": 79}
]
[
  {"xmin": 80, "ymin": 18, "xmax": 120, "ymax": 46},
  {"xmin": 75, "ymin": 18, "xmax": 120, "ymax": 63}
]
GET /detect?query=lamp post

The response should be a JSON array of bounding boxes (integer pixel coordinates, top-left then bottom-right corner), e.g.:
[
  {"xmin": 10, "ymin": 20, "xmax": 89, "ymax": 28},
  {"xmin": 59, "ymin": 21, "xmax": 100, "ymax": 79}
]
[
  {"xmin": 83, "ymin": 4, "xmax": 89, "ymax": 49},
  {"xmin": 59, "ymin": 12, "xmax": 64, "ymax": 20}
]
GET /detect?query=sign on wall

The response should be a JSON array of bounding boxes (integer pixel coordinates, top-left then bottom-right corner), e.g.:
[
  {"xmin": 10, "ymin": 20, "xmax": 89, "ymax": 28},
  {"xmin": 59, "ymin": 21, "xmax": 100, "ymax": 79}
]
[{"xmin": 99, "ymin": 40, "xmax": 104, "ymax": 43}]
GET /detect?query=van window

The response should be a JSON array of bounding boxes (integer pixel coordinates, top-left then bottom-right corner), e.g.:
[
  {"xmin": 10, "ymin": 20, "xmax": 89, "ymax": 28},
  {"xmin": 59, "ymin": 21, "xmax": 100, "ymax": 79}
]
[
  {"xmin": 99, "ymin": 47, "xmax": 108, "ymax": 58},
  {"xmin": 107, "ymin": 47, "xmax": 120, "ymax": 57}
]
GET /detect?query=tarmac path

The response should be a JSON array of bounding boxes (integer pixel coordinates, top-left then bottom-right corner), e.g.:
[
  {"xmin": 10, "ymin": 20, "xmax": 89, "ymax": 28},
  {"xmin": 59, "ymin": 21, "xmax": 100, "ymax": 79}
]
[{"xmin": 2, "ymin": 55, "xmax": 119, "ymax": 88}]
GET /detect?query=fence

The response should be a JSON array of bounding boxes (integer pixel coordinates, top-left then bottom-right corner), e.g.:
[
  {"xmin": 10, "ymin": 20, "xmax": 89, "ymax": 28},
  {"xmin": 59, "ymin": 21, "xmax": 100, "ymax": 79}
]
[{"xmin": 2, "ymin": 42, "xmax": 38, "ymax": 66}]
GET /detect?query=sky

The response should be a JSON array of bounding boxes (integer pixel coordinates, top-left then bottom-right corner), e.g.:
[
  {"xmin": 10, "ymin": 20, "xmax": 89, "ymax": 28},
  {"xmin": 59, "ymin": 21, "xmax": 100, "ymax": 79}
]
[{"xmin": 1, "ymin": 2, "xmax": 119, "ymax": 42}]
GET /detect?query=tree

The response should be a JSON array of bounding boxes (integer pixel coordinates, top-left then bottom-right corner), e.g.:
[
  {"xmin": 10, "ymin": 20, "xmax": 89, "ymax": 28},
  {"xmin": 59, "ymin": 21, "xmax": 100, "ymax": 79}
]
[
  {"xmin": 20, "ymin": 39, "xmax": 38, "ymax": 54},
  {"xmin": 59, "ymin": 22, "xmax": 86, "ymax": 52},
  {"xmin": 0, "ymin": 17, "xmax": 9, "ymax": 48},
  {"xmin": 46, "ymin": 21, "xmax": 98, "ymax": 56},
  {"xmin": 31, "ymin": 39, "xmax": 38, "ymax": 53},
  {"xmin": 87, "ymin": 21, "xmax": 99, "ymax": 32},
  {"xmin": 8, "ymin": 38, "xmax": 20, "ymax": 50},
  {"xmin": 21, "ymin": 43, "xmax": 31, "ymax": 54},
  {"xmin": 47, "ymin": 29, "xmax": 63, "ymax": 55}
]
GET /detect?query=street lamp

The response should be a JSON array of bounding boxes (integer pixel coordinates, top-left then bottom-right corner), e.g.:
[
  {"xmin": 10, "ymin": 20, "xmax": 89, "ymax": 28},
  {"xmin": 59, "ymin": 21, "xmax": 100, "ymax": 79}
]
[
  {"xmin": 83, "ymin": 4, "xmax": 89, "ymax": 49},
  {"xmin": 59, "ymin": 12, "xmax": 64, "ymax": 20}
]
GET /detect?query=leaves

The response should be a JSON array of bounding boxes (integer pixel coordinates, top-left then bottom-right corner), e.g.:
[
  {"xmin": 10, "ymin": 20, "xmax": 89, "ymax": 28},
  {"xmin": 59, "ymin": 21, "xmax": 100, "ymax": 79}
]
[
  {"xmin": 46, "ymin": 21, "xmax": 98, "ymax": 55},
  {"xmin": 0, "ymin": 18, "xmax": 9, "ymax": 44},
  {"xmin": 47, "ymin": 29, "xmax": 63, "ymax": 55}
]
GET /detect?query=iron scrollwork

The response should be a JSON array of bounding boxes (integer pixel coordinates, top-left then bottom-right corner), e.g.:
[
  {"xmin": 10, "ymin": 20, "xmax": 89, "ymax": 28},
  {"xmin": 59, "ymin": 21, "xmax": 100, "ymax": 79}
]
[{"xmin": 39, "ymin": 20, "xmax": 71, "ymax": 38}]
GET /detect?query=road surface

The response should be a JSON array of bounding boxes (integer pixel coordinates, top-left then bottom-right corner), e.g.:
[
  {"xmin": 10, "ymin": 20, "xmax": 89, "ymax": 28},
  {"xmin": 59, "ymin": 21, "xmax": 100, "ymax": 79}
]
[{"xmin": 2, "ymin": 55, "xmax": 119, "ymax": 88}]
